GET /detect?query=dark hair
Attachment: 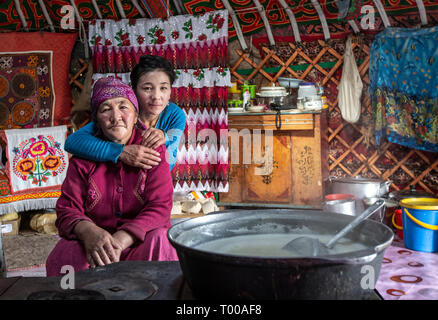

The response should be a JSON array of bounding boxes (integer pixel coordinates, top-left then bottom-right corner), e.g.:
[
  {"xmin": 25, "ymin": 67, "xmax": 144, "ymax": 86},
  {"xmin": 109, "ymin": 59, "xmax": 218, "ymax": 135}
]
[{"xmin": 130, "ymin": 55, "xmax": 176, "ymax": 90}]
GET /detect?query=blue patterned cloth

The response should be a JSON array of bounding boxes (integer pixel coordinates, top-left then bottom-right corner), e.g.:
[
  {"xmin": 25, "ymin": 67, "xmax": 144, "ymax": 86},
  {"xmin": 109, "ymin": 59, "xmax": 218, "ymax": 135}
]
[{"xmin": 369, "ymin": 27, "xmax": 438, "ymax": 152}]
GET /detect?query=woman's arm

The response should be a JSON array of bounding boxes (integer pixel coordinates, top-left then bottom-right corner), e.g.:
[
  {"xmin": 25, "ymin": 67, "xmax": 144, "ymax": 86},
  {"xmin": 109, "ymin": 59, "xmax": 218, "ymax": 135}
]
[
  {"xmin": 65, "ymin": 122, "xmax": 162, "ymax": 169},
  {"xmin": 65, "ymin": 122, "xmax": 123, "ymax": 163},
  {"xmin": 161, "ymin": 104, "xmax": 187, "ymax": 171},
  {"xmin": 116, "ymin": 145, "xmax": 173, "ymax": 242}
]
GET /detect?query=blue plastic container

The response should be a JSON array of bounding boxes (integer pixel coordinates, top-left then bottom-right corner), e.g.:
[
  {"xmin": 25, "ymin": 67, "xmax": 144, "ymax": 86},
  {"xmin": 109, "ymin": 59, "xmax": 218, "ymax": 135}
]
[{"xmin": 401, "ymin": 198, "xmax": 438, "ymax": 253}]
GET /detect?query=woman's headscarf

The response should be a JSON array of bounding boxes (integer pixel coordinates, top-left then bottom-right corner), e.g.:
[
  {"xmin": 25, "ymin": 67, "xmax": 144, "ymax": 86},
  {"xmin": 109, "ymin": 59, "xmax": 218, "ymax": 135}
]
[{"xmin": 91, "ymin": 77, "xmax": 139, "ymax": 120}]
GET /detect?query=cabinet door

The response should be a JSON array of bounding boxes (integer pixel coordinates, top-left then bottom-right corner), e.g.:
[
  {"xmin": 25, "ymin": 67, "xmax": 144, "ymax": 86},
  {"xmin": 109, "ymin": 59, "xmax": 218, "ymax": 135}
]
[
  {"xmin": 243, "ymin": 132, "xmax": 292, "ymax": 203},
  {"xmin": 290, "ymin": 129, "xmax": 324, "ymax": 206},
  {"xmin": 218, "ymin": 129, "xmax": 245, "ymax": 204}
]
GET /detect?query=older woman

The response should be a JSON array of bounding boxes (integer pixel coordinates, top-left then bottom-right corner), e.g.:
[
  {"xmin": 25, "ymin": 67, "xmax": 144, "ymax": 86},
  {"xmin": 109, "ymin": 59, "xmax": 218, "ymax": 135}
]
[
  {"xmin": 64, "ymin": 55, "xmax": 186, "ymax": 171},
  {"xmin": 46, "ymin": 77, "xmax": 178, "ymax": 277}
]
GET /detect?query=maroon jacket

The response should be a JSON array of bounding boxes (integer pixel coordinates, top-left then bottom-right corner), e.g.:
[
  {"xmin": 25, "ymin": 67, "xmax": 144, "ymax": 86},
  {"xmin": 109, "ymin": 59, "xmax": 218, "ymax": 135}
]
[{"xmin": 55, "ymin": 127, "xmax": 173, "ymax": 243}]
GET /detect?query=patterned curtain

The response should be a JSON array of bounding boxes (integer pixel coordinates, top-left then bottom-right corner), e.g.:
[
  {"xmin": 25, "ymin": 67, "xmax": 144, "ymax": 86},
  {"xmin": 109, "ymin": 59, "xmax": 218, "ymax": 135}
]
[
  {"xmin": 88, "ymin": 10, "xmax": 230, "ymax": 192},
  {"xmin": 369, "ymin": 27, "xmax": 438, "ymax": 153}
]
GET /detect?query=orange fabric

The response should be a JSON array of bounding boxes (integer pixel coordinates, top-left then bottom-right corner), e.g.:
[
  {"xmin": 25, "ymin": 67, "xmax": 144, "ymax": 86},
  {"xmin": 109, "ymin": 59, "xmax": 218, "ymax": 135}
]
[{"xmin": 0, "ymin": 32, "xmax": 77, "ymax": 126}]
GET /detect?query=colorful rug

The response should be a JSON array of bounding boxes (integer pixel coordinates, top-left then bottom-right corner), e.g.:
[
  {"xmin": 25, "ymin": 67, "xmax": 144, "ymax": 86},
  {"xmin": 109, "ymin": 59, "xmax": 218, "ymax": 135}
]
[
  {"xmin": 376, "ymin": 238, "xmax": 438, "ymax": 300},
  {"xmin": 0, "ymin": 32, "xmax": 77, "ymax": 128}
]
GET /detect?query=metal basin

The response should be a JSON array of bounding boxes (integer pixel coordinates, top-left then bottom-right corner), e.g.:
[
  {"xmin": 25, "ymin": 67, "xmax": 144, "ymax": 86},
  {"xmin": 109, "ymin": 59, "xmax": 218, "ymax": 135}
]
[{"xmin": 168, "ymin": 209, "xmax": 394, "ymax": 300}]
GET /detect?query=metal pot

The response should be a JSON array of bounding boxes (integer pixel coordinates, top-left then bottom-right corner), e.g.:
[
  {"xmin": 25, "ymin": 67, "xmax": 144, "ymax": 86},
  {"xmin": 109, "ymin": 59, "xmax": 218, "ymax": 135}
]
[
  {"xmin": 323, "ymin": 195, "xmax": 356, "ymax": 216},
  {"xmin": 168, "ymin": 209, "xmax": 394, "ymax": 300},
  {"xmin": 327, "ymin": 176, "xmax": 392, "ymax": 200}
]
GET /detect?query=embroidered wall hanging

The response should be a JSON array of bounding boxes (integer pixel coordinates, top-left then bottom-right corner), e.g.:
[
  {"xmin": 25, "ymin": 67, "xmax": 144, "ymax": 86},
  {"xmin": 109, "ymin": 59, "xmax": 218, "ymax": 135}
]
[
  {"xmin": 0, "ymin": 32, "xmax": 77, "ymax": 129},
  {"xmin": 370, "ymin": 27, "xmax": 438, "ymax": 153},
  {"xmin": 0, "ymin": 125, "xmax": 69, "ymax": 214},
  {"xmin": 88, "ymin": 11, "xmax": 228, "ymax": 72},
  {"xmin": 90, "ymin": 10, "xmax": 230, "ymax": 193}
]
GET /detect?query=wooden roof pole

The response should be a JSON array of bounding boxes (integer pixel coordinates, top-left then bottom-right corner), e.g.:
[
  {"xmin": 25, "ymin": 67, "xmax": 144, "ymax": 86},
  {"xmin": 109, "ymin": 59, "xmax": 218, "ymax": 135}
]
[
  {"xmin": 310, "ymin": 0, "xmax": 330, "ymax": 40},
  {"xmin": 252, "ymin": 0, "xmax": 275, "ymax": 46},
  {"xmin": 172, "ymin": 0, "xmax": 185, "ymax": 15},
  {"xmin": 372, "ymin": 0, "xmax": 390, "ymax": 27},
  {"xmin": 131, "ymin": 0, "xmax": 146, "ymax": 17},
  {"xmin": 37, "ymin": 0, "xmax": 55, "ymax": 32},
  {"xmin": 277, "ymin": 0, "xmax": 301, "ymax": 42},
  {"xmin": 415, "ymin": 0, "xmax": 428, "ymax": 25},
  {"xmin": 221, "ymin": 0, "xmax": 248, "ymax": 50},
  {"xmin": 91, "ymin": 0, "xmax": 103, "ymax": 19},
  {"xmin": 348, "ymin": 20, "xmax": 360, "ymax": 33},
  {"xmin": 12, "ymin": 0, "xmax": 28, "ymax": 31},
  {"xmin": 115, "ymin": 0, "xmax": 127, "ymax": 19}
]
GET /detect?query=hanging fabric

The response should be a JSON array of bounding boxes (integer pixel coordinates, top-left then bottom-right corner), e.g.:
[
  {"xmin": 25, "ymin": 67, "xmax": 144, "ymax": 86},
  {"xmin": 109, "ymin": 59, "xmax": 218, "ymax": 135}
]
[
  {"xmin": 88, "ymin": 11, "xmax": 228, "ymax": 72},
  {"xmin": 88, "ymin": 10, "xmax": 230, "ymax": 193},
  {"xmin": 338, "ymin": 35, "xmax": 363, "ymax": 124},
  {"xmin": 370, "ymin": 27, "xmax": 438, "ymax": 153}
]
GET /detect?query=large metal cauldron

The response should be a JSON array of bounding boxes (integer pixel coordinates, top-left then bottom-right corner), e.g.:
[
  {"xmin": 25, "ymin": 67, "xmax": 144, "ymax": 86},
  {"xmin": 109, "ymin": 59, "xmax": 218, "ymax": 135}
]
[{"xmin": 168, "ymin": 209, "xmax": 393, "ymax": 300}]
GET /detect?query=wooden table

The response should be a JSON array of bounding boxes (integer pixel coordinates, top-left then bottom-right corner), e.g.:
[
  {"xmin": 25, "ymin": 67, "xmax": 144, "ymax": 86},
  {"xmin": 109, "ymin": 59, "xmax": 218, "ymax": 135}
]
[{"xmin": 219, "ymin": 109, "xmax": 328, "ymax": 209}]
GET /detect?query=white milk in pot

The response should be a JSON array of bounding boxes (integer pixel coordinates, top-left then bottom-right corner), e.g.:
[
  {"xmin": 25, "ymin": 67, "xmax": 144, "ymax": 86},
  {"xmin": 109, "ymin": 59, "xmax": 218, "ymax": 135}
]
[{"xmin": 195, "ymin": 233, "xmax": 368, "ymax": 258}]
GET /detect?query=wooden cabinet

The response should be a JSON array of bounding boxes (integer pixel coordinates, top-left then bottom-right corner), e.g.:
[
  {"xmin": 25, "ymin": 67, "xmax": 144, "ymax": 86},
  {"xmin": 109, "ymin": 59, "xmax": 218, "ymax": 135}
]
[{"xmin": 219, "ymin": 110, "xmax": 328, "ymax": 209}]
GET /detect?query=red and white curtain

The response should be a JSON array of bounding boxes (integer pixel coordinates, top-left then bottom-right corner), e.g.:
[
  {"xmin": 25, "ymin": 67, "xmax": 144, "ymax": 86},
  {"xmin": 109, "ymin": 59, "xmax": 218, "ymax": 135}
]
[{"xmin": 89, "ymin": 10, "xmax": 230, "ymax": 192}]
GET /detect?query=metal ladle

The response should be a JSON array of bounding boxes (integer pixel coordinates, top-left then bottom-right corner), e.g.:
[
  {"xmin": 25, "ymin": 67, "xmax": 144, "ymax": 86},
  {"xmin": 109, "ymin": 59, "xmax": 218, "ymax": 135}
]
[{"xmin": 282, "ymin": 199, "xmax": 385, "ymax": 256}]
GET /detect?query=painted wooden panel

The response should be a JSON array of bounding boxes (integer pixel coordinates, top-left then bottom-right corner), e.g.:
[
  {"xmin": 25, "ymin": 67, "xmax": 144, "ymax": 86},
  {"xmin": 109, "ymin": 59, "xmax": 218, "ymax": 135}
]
[{"xmin": 243, "ymin": 133, "xmax": 292, "ymax": 203}]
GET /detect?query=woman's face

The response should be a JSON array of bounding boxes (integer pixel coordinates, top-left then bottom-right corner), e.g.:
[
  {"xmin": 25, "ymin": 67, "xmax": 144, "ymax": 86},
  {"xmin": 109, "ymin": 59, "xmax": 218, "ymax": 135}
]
[
  {"xmin": 134, "ymin": 70, "xmax": 171, "ymax": 119},
  {"xmin": 96, "ymin": 97, "xmax": 138, "ymax": 145}
]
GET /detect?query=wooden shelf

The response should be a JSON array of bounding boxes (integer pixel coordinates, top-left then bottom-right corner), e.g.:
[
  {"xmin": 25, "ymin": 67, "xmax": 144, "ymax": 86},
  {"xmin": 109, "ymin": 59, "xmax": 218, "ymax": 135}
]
[{"xmin": 228, "ymin": 111, "xmax": 317, "ymax": 131}]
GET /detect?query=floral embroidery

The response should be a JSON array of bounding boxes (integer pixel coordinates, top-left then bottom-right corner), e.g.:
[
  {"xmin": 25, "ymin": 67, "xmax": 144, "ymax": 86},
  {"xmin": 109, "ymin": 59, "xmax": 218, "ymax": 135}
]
[
  {"xmin": 86, "ymin": 178, "xmax": 101, "ymax": 211},
  {"xmin": 11, "ymin": 134, "xmax": 67, "ymax": 187},
  {"xmin": 133, "ymin": 172, "xmax": 147, "ymax": 205},
  {"xmin": 197, "ymin": 33, "xmax": 207, "ymax": 41},
  {"xmin": 216, "ymin": 66, "xmax": 227, "ymax": 77},
  {"xmin": 115, "ymin": 29, "xmax": 130, "ymax": 46},
  {"xmin": 147, "ymin": 25, "xmax": 166, "ymax": 45},
  {"xmin": 137, "ymin": 35, "xmax": 145, "ymax": 45},
  {"xmin": 171, "ymin": 30, "xmax": 179, "ymax": 40},
  {"xmin": 183, "ymin": 19, "xmax": 193, "ymax": 40},
  {"xmin": 193, "ymin": 69, "xmax": 205, "ymax": 81},
  {"xmin": 90, "ymin": 35, "xmax": 102, "ymax": 46},
  {"xmin": 206, "ymin": 13, "xmax": 225, "ymax": 33}
]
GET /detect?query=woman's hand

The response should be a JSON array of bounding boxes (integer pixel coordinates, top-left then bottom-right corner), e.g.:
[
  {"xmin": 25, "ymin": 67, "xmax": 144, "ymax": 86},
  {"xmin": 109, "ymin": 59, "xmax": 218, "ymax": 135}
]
[
  {"xmin": 112, "ymin": 230, "xmax": 135, "ymax": 261},
  {"xmin": 74, "ymin": 220, "xmax": 122, "ymax": 268},
  {"xmin": 141, "ymin": 128, "xmax": 166, "ymax": 149},
  {"xmin": 119, "ymin": 144, "xmax": 161, "ymax": 169}
]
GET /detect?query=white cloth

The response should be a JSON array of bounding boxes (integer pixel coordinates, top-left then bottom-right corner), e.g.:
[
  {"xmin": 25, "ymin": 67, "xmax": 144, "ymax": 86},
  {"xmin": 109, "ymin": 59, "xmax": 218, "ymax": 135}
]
[
  {"xmin": 338, "ymin": 36, "xmax": 363, "ymax": 124},
  {"xmin": 4, "ymin": 125, "xmax": 69, "ymax": 193}
]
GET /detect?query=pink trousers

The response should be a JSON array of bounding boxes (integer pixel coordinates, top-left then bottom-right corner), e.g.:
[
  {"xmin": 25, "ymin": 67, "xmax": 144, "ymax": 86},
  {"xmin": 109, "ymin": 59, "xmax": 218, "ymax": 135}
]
[{"xmin": 45, "ymin": 227, "xmax": 178, "ymax": 277}]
